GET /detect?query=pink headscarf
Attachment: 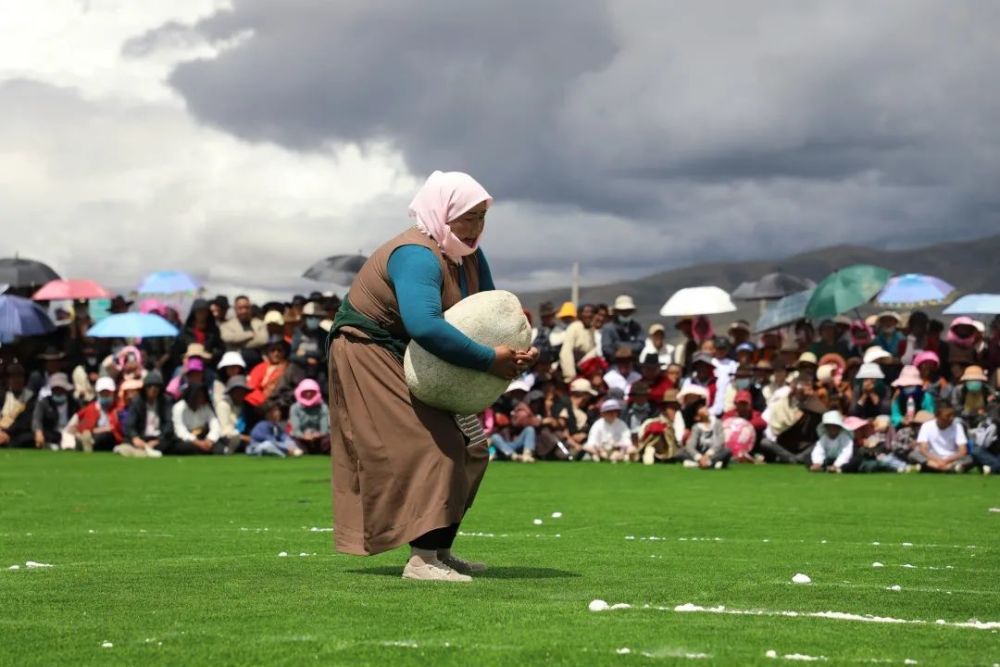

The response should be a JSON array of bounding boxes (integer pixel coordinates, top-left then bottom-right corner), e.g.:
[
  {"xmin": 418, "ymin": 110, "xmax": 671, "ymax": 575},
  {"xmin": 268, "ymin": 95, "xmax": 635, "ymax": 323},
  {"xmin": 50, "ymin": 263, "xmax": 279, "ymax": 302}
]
[
  {"xmin": 948, "ymin": 317, "xmax": 977, "ymax": 347},
  {"xmin": 294, "ymin": 379, "xmax": 323, "ymax": 408},
  {"xmin": 408, "ymin": 171, "xmax": 492, "ymax": 264}
]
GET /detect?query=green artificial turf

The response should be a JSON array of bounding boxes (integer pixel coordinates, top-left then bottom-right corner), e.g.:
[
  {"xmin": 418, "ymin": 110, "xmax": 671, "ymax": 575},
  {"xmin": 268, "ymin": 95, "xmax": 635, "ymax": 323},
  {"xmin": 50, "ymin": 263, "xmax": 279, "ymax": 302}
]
[{"xmin": 1, "ymin": 450, "xmax": 997, "ymax": 666}]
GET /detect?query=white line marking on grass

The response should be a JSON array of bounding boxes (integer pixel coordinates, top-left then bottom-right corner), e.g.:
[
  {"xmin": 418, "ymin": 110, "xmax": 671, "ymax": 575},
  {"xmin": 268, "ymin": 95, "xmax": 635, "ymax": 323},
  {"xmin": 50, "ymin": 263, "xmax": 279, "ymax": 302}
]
[
  {"xmin": 381, "ymin": 640, "xmax": 419, "ymax": 648},
  {"xmin": 989, "ymin": 508, "xmax": 1000, "ymax": 513},
  {"xmin": 101, "ymin": 642, "xmax": 113, "ymax": 648},
  {"xmin": 7, "ymin": 565, "xmax": 19, "ymax": 570},
  {"xmin": 308, "ymin": 527, "xmax": 333, "ymax": 532},
  {"xmin": 25, "ymin": 561, "xmax": 52, "ymax": 568}
]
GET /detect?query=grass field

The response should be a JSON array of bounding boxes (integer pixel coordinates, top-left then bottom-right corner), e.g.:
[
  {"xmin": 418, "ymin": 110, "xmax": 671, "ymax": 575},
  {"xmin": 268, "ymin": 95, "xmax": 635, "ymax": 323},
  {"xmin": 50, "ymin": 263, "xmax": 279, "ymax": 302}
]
[{"xmin": 1, "ymin": 451, "xmax": 998, "ymax": 666}]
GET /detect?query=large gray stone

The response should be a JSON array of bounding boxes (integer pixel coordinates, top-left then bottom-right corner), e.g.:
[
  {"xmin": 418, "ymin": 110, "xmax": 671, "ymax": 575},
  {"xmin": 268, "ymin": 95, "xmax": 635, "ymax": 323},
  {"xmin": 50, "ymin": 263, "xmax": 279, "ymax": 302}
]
[{"xmin": 405, "ymin": 290, "xmax": 532, "ymax": 414}]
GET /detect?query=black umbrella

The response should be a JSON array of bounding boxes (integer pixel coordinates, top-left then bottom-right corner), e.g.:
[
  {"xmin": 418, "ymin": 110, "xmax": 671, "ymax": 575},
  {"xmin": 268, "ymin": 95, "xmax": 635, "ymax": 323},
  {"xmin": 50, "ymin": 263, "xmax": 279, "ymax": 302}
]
[
  {"xmin": 732, "ymin": 272, "xmax": 815, "ymax": 301},
  {"xmin": 0, "ymin": 256, "xmax": 61, "ymax": 291},
  {"xmin": 302, "ymin": 254, "xmax": 368, "ymax": 286}
]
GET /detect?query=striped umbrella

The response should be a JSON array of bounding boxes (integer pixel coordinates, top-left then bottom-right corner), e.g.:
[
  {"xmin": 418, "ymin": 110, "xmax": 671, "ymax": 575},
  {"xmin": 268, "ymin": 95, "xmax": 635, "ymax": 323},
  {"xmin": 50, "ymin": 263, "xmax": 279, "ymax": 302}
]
[{"xmin": 876, "ymin": 274, "xmax": 955, "ymax": 307}]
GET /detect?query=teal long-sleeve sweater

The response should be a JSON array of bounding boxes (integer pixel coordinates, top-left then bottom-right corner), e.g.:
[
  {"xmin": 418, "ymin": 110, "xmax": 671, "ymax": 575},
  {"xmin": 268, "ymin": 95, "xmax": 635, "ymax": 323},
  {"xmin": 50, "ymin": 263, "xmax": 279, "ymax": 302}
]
[{"xmin": 387, "ymin": 245, "xmax": 496, "ymax": 371}]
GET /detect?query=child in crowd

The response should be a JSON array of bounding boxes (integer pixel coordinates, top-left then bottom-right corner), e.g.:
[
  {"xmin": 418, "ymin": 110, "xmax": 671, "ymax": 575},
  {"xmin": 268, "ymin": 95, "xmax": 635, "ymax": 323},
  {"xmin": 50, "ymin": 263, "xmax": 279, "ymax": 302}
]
[
  {"xmin": 583, "ymin": 399, "xmax": 634, "ymax": 462},
  {"xmin": 290, "ymin": 379, "xmax": 330, "ymax": 455},
  {"xmin": 623, "ymin": 381, "xmax": 656, "ymax": 440},
  {"xmin": 683, "ymin": 403, "xmax": 730, "ymax": 469},
  {"xmin": 248, "ymin": 401, "xmax": 302, "ymax": 458},
  {"xmin": 810, "ymin": 411, "xmax": 856, "ymax": 473}
]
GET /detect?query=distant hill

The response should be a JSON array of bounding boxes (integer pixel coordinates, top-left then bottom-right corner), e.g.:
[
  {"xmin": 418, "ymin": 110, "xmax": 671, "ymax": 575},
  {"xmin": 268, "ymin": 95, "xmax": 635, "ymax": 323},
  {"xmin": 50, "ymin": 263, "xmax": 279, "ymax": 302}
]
[{"xmin": 516, "ymin": 233, "xmax": 1000, "ymax": 330}]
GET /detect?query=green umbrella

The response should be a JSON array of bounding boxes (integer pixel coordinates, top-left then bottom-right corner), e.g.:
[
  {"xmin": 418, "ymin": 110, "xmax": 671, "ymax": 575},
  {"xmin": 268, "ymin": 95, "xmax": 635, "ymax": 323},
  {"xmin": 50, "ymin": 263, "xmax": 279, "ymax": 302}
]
[{"xmin": 805, "ymin": 265, "xmax": 892, "ymax": 319}]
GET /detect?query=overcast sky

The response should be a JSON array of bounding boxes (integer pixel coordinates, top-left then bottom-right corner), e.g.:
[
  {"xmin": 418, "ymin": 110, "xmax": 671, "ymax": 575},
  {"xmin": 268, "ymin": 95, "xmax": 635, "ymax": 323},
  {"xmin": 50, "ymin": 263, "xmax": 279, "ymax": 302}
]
[{"xmin": 2, "ymin": 1, "xmax": 998, "ymax": 302}]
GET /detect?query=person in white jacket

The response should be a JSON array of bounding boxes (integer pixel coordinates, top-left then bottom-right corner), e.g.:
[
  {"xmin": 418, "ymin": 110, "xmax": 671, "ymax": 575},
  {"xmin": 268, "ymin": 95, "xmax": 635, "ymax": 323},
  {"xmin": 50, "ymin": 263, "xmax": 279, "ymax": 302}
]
[
  {"xmin": 171, "ymin": 383, "xmax": 222, "ymax": 455},
  {"xmin": 810, "ymin": 411, "xmax": 856, "ymax": 473},
  {"xmin": 583, "ymin": 399, "xmax": 635, "ymax": 462}
]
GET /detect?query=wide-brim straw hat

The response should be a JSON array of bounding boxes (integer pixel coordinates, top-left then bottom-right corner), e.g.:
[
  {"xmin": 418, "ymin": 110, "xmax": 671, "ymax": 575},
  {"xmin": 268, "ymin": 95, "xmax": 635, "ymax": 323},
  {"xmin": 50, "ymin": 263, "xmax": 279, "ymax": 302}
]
[{"xmin": 959, "ymin": 365, "xmax": 988, "ymax": 383}]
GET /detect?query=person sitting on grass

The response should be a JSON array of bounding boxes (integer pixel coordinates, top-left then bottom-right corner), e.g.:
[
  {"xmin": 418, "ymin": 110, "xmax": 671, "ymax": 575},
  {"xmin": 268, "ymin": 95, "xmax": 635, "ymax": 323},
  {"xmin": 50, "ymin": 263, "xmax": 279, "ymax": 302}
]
[
  {"xmin": 853, "ymin": 415, "xmax": 914, "ymax": 473},
  {"xmin": 290, "ymin": 378, "xmax": 330, "ymax": 455},
  {"xmin": 118, "ymin": 371, "xmax": 171, "ymax": 458},
  {"xmin": 810, "ymin": 411, "xmax": 856, "ymax": 473},
  {"xmin": 889, "ymin": 365, "xmax": 936, "ymax": 428},
  {"xmin": 248, "ymin": 402, "xmax": 302, "ymax": 458},
  {"xmin": 216, "ymin": 375, "xmax": 252, "ymax": 455},
  {"xmin": 971, "ymin": 402, "xmax": 999, "ymax": 475},
  {"xmin": 555, "ymin": 378, "xmax": 597, "ymax": 458},
  {"xmin": 623, "ymin": 381, "xmax": 656, "ymax": 440},
  {"xmin": 637, "ymin": 389, "xmax": 685, "ymax": 465},
  {"xmin": 64, "ymin": 377, "xmax": 123, "ymax": 452},
  {"xmin": 683, "ymin": 403, "xmax": 730, "ymax": 469},
  {"xmin": 171, "ymin": 383, "xmax": 222, "ymax": 455},
  {"xmin": 488, "ymin": 390, "xmax": 538, "ymax": 462},
  {"xmin": 914, "ymin": 404, "xmax": 973, "ymax": 473},
  {"xmin": 582, "ymin": 398, "xmax": 634, "ymax": 462},
  {"xmin": 31, "ymin": 373, "xmax": 79, "ymax": 450},
  {"xmin": 0, "ymin": 363, "xmax": 36, "ymax": 448},
  {"xmin": 603, "ymin": 346, "xmax": 641, "ymax": 395}
]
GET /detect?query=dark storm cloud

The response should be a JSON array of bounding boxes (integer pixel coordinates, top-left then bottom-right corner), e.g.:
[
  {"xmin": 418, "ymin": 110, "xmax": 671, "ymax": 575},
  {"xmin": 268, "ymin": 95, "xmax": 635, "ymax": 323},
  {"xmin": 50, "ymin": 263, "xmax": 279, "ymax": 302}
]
[{"xmin": 157, "ymin": 0, "xmax": 1000, "ymax": 267}]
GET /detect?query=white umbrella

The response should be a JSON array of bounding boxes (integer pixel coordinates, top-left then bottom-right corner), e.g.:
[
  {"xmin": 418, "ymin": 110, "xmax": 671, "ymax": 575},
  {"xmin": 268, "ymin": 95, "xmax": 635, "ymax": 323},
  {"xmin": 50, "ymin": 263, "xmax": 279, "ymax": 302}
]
[{"xmin": 659, "ymin": 286, "xmax": 737, "ymax": 317}]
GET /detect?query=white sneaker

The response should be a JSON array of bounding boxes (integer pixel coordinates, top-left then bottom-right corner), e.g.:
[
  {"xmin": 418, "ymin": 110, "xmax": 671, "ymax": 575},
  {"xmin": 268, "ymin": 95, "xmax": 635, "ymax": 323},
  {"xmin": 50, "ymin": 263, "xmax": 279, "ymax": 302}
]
[
  {"xmin": 520, "ymin": 450, "xmax": 536, "ymax": 463},
  {"xmin": 439, "ymin": 553, "xmax": 488, "ymax": 574},
  {"xmin": 682, "ymin": 460, "xmax": 699, "ymax": 468},
  {"xmin": 402, "ymin": 558, "xmax": 472, "ymax": 582},
  {"xmin": 954, "ymin": 463, "xmax": 966, "ymax": 474},
  {"xmin": 983, "ymin": 465, "xmax": 992, "ymax": 476},
  {"xmin": 713, "ymin": 460, "xmax": 724, "ymax": 470},
  {"xmin": 146, "ymin": 448, "xmax": 163, "ymax": 459},
  {"xmin": 642, "ymin": 448, "xmax": 656, "ymax": 465}
]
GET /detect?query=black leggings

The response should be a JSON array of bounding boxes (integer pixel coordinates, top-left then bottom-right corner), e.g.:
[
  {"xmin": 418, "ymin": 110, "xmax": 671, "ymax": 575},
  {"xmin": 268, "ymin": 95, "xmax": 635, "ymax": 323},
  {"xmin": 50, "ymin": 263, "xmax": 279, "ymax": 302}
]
[{"xmin": 409, "ymin": 523, "xmax": 460, "ymax": 550}]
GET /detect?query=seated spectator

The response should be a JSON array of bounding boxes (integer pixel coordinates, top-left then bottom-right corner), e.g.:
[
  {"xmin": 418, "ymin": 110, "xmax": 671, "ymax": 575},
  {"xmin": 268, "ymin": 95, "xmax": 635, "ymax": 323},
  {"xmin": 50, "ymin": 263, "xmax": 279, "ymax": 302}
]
[
  {"xmin": 635, "ymin": 353, "xmax": 672, "ymax": 403},
  {"xmin": 728, "ymin": 321, "xmax": 752, "ymax": 349},
  {"xmin": 678, "ymin": 384, "xmax": 710, "ymax": 433},
  {"xmin": 810, "ymin": 411, "xmax": 856, "ymax": 473},
  {"xmin": 29, "ymin": 347, "xmax": 68, "ymax": 399},
  {"xmin": 900, "ymin": 311, "xmax": 931, "ymax": 365},
  {"xmin": 759, "ymin": 379, "xmax": 825, "ymax": 463},
  {"xmin": 555, "ymin": 378, "xmax": 597, "ymax": 458},
  {"xmin": 604, "ymin": 346, "xmax": 641, "ymax": 394},
  {"xmin": 213, "ymin": 351, "xmax": 247, "ymax": 409},
  {"xmin": 971, "ymin": 402, "xmax": 999, "ymax": 475},
  {"xmin": 847, "ymin": 320, "xmax": 874, "ymax": 359},
  {"xmin": 70, "ymin": 339, "xmax": 102, "ymax": 404},
  {"xmin": 623, "ymin": 382, "xmax": 656, "ymax": 438},
  {"xmin": 220, "ymin": 295, "xmax": 268, "ymax": 365},
  {"xmin": 683, "ymin": 352, "xmax": 718, "ymax": 408},
  {"xmin": 874, "ymin": 312, "xmax": 905, "ymax": 358},
  {"xmin": 601, "ymin": 295, "xmax": 643, "ymax": 360},
  {"xmin": 489, "ymin": 388, "xmax": 539, "ymax": 463},
  {"xmin": 853, "ymin": 415, "xmax": 911, "ymax": 473},
  {"xmin": 171, "ymin": 383, "xmax": 222, "ymax": 455},
  {"xmin": 889, "ymin": 365, "xmax": 936, "ymax": 428},
  {"xmin": 914, "ymin": 350, "xmax": 953, "ymax": 406},
  {"xmin": 248, "ymin": 402, "xmax": 302, "ymax": 458},
  {"xmin": 811, "ymin": 320, "xmax": 852, "ymax": 359},
  {"xmin": 642, "ymin": 323, "xmax": 674, "ymax": 370},
  {"xmin": 851, "ymin": 363, "xmax": 889, "ymax": 419},
  {"xmin": 64, "ymin": 377, "xmax": 122, "ymax": 452},
  {"xmin": 914, "ymin": 404, "xmax": 972, "ymax": 473},
  {"xmin": 118, "ymin": 371, "xmax": 171, "ymax": 458},
  {"xmin": 722, "ymin": 390, "xmax": 766, "ymax": 463},
  {"xmin": 105, "ymin": 345, "xmax": 146, "ymax": 387},
  {"xmin": 722, "ymin": 365, "xmax": 762, "ymax": 413},
  {"xmin": 246, "ymin": 337, "xmax": 291, "ymax": 411},
  {"xmin": 166, "ymin": 356, "xmax": 206, "ymax": 401},
  {"xmin": 31, "ymin": 373, "xmax": 79, "ymax": 450},
  {"xmin": 583, "ymin": 398, "xmax": 634, "ymax": 462},
  {"xmin": 290, "ymin": 379, "xmax": 330, "ymax": 455},
  {"xmin": 951, "ymin": 365, "xmax": 996, "ymax": 430},
  {"xmin": 734, "ymin": 342, "xmax": 755, "ymax": 369},
  {"xmin": 116, "ymin": 378, "xmax": 144, "ymax": 430},
  {"xmin": 0, "ymin": 363, "xmax": 36, "ymax": 448},
  {"xmin": 683, "ymin": 403, "xmax": 730, "ymax": 469},
  {"xmin": 637, "ymin": 389, "xmax": 685, "ymax": 465},
  {"xmin": 946, "ymin": 317, "xmax": 984, "ymax": 374},
  {"xmin": 215, "ymin": 375, "xmax": 252, "ymax": 455}
]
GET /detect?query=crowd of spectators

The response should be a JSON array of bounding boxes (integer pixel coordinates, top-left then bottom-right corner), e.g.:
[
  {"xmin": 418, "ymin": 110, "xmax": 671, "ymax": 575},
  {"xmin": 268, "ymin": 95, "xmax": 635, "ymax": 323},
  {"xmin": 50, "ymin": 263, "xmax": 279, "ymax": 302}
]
[{"xmin": 2, "ymin": 290, "xmax": 999, "ymax": 476}]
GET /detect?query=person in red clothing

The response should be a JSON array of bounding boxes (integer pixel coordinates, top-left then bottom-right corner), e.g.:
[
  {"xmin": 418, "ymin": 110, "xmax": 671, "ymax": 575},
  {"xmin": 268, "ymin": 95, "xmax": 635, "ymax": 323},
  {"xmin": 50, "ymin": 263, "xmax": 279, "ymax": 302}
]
[
  {"xmin": 246, "ymin": 336, "xmax": 291, "ymax": 412},
  {"xmin": 638, "ymin": 353, "xmax": 673, "ymax": 404},
  {"xmin": 722, "ymin": 390, "xmax": 767, "ymax": 463},
  {"xmin": 65, "ymin": 377, "xmax": 123, "ymax": 452}
]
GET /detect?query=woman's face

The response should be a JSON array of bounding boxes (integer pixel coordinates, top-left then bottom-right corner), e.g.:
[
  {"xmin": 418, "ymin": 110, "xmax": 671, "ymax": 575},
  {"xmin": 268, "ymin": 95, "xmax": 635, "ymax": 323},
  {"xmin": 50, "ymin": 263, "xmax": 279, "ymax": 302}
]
[
  {"xmin": 193, "ymin": 307, "xmax": 209, "ymax": 327},
  {"xmin": 447, "ymin": 200, "xmax": 488, "ymax": 248},
  {"xmin": 666, "ymin": 365, "xmax": 682, "ymax": 384},
  {"xmin": 300, "ymin": 389, "xmax": 318, "ymax": 404},
  {"xmin": 268, "ymin": 346, "xmax": 286, "ymax": 363},
  {"xmin": 225, "ymin": 365, "xmax": 242, "ymax": 378},
  {"xmin": 590, "ymin": 310, "xmax": 606, "ymax": 330},
  {"xmin": 578, "ymin": 305, "xmax": 594, "ymax": 328}
]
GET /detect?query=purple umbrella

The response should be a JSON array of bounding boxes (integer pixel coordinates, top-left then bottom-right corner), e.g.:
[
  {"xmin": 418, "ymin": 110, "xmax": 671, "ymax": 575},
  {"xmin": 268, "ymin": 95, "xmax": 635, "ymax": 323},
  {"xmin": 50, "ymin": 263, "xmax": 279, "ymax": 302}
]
[
  {"xmin": 0, "ymin": 294, "xmax": 56, "ymax": 343},
  {"xmin": 876, "ymin": 274, "xmax": 956, "ymax": 307}
]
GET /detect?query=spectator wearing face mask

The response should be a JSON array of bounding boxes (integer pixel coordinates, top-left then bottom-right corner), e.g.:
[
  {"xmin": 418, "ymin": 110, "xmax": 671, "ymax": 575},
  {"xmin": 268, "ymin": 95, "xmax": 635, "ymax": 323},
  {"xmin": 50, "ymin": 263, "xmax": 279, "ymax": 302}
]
[
  {"xmin": 889, "ymin": 365, "xmax": 936, "ymax": 429},
  {"xmin": 31, "ymin": 373, "xmax": 79, "ymax": 450},
  {"xmin": 951, "ymin": 365, "xmax": 996, "ymax": 430},
  {"xmin": 600, "ymin": 295, "xmax": 643, "ymax": 361},
  {"xmin": 65, "ymin": 377, "xmax": 123, "ymax": 452}
]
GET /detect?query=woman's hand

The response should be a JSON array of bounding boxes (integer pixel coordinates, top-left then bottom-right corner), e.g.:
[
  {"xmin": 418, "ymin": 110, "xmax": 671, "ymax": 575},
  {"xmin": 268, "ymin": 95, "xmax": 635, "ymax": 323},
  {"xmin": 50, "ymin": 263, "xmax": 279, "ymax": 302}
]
[{"xmin": 490, "ymin": 346, "xmax": 522, "ymax": 380}]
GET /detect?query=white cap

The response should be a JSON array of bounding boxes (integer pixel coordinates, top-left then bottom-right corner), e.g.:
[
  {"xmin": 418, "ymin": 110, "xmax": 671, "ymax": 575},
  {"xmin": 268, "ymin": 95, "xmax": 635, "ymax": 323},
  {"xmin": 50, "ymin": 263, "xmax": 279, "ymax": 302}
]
[
  {"xmin": 855, "ymin": 362, "xmax": 885, "ymax": 380},
  {"xmin": 863, "ymin": 346, "xmax": 891, "ymax": 364},
  {"xmin": 95, "ymin": 377, "xmax": 117, "ymax": 394},
  {"xmin": 217, "ymin": 351, "xmax": 247, "ymax": 370},
  {"xmin": 505, "ymin": 379, "xmax": 532, "ymax": 394}
]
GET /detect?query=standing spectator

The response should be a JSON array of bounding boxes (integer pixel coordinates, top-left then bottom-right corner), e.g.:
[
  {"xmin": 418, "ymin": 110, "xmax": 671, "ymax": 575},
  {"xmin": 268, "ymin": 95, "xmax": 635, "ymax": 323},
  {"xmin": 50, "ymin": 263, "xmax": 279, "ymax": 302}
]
[
  {"xmin": 914, "ymin": 404, "xmax": 972, "ymax": 473},
  {"xmin": 171, "ymin": 383, "xmax": 222, "ymax": 455},
  {"xmin": 65, "ymin": 377, "xmax": 123, "ymax": 452},
  {"xmin": 290, "ymin": 378, "xmax": 330, "ymax": 455},
  {"xmin": 549, "ymin": 301, "xmax": 577, "ymax": 356},
  {"xmin": 170, "ymin": 299, "xmax": 223, "ymax": 370},
  {"xmin": 210, "ymin": 296, "xmax": 230, "ymax": 326},
  {"xmin": 31, "ymin": 373, "xmax": 79, "ymax": 450},
  {"xmin": 119, "ymin": 371, "xmax": 172, "ymax": 458},
  {"xmin": 642, "ymin": 324, "xmax": 674, "ymax": 370},
  {"xmin": 559, "ymin": 303, "xmax": 597, "ymax": 381},
  {"xmin": 601, "ymin": 295, "xmax": 643, "ymax": 360},
  {"xmin": 0, "ymin": 363, "xmax": 36, "ymax": 448},
  {"xmin": 530, "ymin": 302, "xmax": 558, "ymax": 363},
  {"xmin": 809, "ymin": 411, "xmax": 856, "ymax": 473},
  {"xmin": 711, "ymin": 338, "xmax": 738, "ymax": 416},
  {"xmin": 583, "ymin": 398, "xmax": 634, "ymax": 462},
  {"xmin": 727, "ymin": 321, "xmax": 752, "ymax": 349},
  {"xmin": 263, "ymin": 309, "xmax": 285, "ymax": 339},
  {"xmin": 216, "ymin": 375, "xmax": 252, "ymax": 455},
  {"xmin": 220, "ymin": 295, "xmax": 268, "ymax": 366},
  {"xmin": 673, "ymin": 317, "xmax": 697, "ymax": 372},
  {"xmin": 604, "ymin": 346, "xmax": 641, "ymax": 394},
  {"xmin": 248, "ymin": 402, "xmax": 302, "ymax": 458},
  {"xmin": 900, "ymin": 311, "xmax": 930, "ymax": 365}
]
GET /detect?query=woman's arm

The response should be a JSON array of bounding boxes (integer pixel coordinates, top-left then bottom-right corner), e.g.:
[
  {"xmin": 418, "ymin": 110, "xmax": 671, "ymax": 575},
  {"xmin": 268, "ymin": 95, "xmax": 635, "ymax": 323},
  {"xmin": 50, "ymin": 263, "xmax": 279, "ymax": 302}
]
[
  {"xmin": 388, "ymin": 245, "xmax": 495, "ymax": 371},
  {"xmin": 476, "ymin": 249, "xmax": 496, "ymax": 291}
]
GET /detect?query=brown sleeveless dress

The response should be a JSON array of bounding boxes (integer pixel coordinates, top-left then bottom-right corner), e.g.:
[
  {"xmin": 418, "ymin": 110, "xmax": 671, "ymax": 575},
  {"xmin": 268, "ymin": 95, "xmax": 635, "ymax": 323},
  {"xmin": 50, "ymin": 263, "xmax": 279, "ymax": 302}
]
[{"xmin": 327, "ymin": 227, "xmax": 489, "ymax": 555}]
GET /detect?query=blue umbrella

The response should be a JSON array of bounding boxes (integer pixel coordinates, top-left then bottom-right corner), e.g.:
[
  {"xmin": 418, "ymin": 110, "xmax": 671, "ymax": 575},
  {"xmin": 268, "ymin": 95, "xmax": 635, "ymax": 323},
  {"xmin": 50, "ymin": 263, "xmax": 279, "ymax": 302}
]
[
  {"xmin": 943, "ymin": 294, "xmax": 1000, "ymax": 316},
  {"xmin": 86, "ymin": 313, "xmax": 179, "ymax": 338},
  {"xmin": 755, "ymin": 289, "xmax": 815, "ymax": 333},
  {"xmin": 137, "ymin": 271, "xmax": 200, "ymax": 294},
  {"xmin": 876, "ymin": 273, "xmax": 955, "ymax": 307},
  {"xmin": 0, "ymin": 294, "xmax": 56, "ymax": 343}
]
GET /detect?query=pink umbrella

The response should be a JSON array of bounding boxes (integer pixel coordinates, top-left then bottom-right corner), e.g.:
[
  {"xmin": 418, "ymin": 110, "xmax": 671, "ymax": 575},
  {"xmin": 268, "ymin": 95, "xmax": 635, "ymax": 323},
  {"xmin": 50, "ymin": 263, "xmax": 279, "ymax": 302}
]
[
  {"xmin": 138, "ymin": 298, "xmax": 168, "ymax": 315},
  {"xmin": 32, "ymin": 279, "xmax": 110, "ymax": 301}
]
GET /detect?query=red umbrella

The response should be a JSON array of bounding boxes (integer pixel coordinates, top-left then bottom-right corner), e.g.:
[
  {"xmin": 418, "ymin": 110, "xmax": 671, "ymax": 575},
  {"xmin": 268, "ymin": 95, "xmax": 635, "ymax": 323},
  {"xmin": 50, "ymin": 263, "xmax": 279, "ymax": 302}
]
[{"xmin": 32, "ymin": 279, "xmax": 110, "ymax": 301}]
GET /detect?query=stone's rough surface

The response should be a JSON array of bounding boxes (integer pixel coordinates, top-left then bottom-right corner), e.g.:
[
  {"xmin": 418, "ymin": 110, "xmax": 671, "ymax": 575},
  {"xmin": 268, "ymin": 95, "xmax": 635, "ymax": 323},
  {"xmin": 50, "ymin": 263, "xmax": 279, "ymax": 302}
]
[{"xmin": 405, "ymin": 290, "xmax": 532, "ymax": 414}]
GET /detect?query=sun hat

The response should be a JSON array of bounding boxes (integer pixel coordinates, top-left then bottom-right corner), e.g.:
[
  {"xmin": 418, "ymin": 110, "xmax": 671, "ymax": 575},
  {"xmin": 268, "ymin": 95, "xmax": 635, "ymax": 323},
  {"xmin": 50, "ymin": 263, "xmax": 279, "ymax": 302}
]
[
  {"xmin": 818, "ymin": 353, "xmax": 847, "ymax": 371},
  {"xmin": 648, "ymin": 323, "xmax": 666, "ymax": 335},
  {"xmin": 294, "ymin": 378, "xmax": 323, "ymax": 407},
  {"xmin": 877, "ymin": 311, "xmax": 901, "ymax": 324},
  {"xmin": 865, "ymin": 314, "xmax": 879, "ymax": 328},
  {"xmin": 185, "ymin": 357, "xmax": 205, "ymax": 373},
  {"xmin": 47, "ymin": 373, "xmax": 72, "ymax": 391},
  {"xmin": 843, "ymin": 416, "xmax": 869, "ymax": 432},
  {"xmin": 569, "ymin": 378, "xmax": 598, "ymax": 396},
  {"xmin": 816, "ymin": 364, "xmax": 837, "ymax": 384},
  {"xmin": 660, "ymin": 389, "xmax": 681, "ymax": 406},
  {"xmin": 691, "ymin": 352, "xmax": 714, "ymax": 367},
  {"xmin": 734, "ymin": 389, "xmax": 752, "ymax": 404},
  {"xmin": 143, "ymin": 370, "xmax": 164, "ymax": 388},
  {"xmin": 95, "ymin": 377, "xmax": 116, "ymax": 394},
  {"xmin": 819, "ymin": 410, "xmax": 848, "ymax": 431},
  {"xmin": 120, "ymin": 378, "xmax": 144, "ymax": 393},
  {"xmin": 913, "ymin": 410, "xmax": 934, "ymax": 424},
  {"xmin": 183, "ymin": 343, "xmax": 213, "ymax": 360},
  {"xmin": 855, "ymin": 363, "xmax": 885, "ymax": 380},
  {"xmin": 959, "ymin": 365, "xmax": 988, "ymax": 383},
  {"xmin": 600, "ymin": 398, "xmax": 624, "ymax": 413},
  {"xmin": 217, "ymin": 351, "xmax": 246, "ymax": 370},
  {"xmin": 613, "ymin": 295, "xmax": 636, "ymax": 312},
  {"xmin": 891, "ymin": 365, "xmax": 922, "ymax": 388},
  {"xmin": 677, "ymin": 384, "xmax": 710, "ymax": 402},
  {"xmin": 38, "ymin": 346, "xmax": 66, "ymax": 361},
  {"xmin": 971, "ymin": 319, "xmax": 986, "ymax": 334},
  {"xmin": 640, "ymin": 352, "xmax": 660, "ymax": 368},
  {"xmin": 613, "ymin": 346, "xmax": 634, "ymax": 361},
  {"xmin": 556, "ymin": 301, "xmax": 577, "ymax": 319},
  {"xmin": 263, "ymin": 310, "xmax": 285, "ymax": 326},
  {"xmin": 736, "ymin": 342, "xmax": 756, "ymax": 354},
  {"xmin": 302, "ymin": 302, "xmax": 321, "ymax": 317},
  {"xmin": 728, "ymin": 320, "xmax": 751, "ymax": 335},
  {"xmin": 863, "ymin": 347, "xmax": 891, "ymax": 364},
  {"xmin": 797, "ymin": 352, "xmax": 818, "ymax": 367},
  {"xmin": 834, "ymin": 315, "xmax": 852, "ymax": 327},
  {"xmin": 225, "ymin": 375, "xmax": 249, "ymax": 394},
  {"xmin": 913, "ymin": 350, "xmax": 940, "ymax": 368},
  {"xmin": 506, "ymin": 379, "xmax": 532, "ymax": 394}
]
